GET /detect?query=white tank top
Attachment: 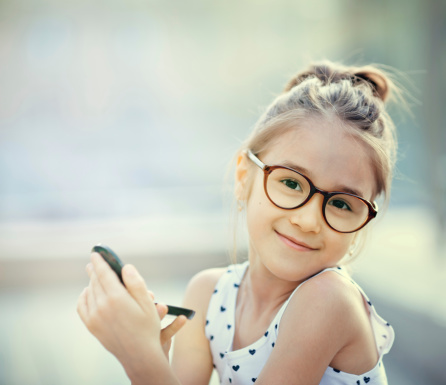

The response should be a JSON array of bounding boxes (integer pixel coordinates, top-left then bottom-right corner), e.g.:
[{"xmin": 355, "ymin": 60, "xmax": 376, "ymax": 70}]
[{"xmin": 205, "ymin": 262, "xmax": 394, "ymax": 385}]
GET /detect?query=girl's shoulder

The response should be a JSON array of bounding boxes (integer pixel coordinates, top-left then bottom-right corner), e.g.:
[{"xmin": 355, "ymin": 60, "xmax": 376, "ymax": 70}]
[
  {"xmin": 187, "ymin": 266, "xmax": 228, "ymax": 293},
  {"xmin": 277, "ymin": 269, "xmax": 381, "ymax": 375},
  {"xmin": 294, "ymin": 268, "xmax": 360, "ymax": 304},
  {"xmin": 182, "ymin": 266, "xmax": 228, "ymax": 316},
  {"xmin": 284, "ymin": 269, "xmax": 367, "ymax": 334}
]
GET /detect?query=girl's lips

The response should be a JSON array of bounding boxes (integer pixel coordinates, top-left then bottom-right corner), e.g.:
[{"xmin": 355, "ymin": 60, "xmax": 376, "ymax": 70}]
[{"xmin": 275, "ymin": 231, "xmax": 317, "ymax": 252}]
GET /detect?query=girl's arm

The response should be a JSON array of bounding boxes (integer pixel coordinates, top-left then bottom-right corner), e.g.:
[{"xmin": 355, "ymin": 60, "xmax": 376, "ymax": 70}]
[
  {"xmin": 171, "ymin": 268, "xmax": 226, "ymax": 385},
  {"xmin": 77, "ymin": 253, "xmax": 186, "ymax": 385},
  {"xmin": 254, "ymin": 271, "xmax": 373, "ymax": 385}
]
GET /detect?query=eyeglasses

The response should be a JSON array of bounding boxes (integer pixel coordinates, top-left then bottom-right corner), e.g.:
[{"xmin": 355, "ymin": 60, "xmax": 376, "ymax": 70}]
[{"xmin": 246, "ymin": 150, "xmax": 378, "ymax": 233}]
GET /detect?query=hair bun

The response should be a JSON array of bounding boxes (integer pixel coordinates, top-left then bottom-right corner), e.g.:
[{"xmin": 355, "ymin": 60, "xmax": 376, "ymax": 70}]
[
  {"xmin": 283, "ymin": 61, "xmax": 392, "ymax": 103},
  {"xmin": 353, "ymin": 67, "xmax": 390, "ymax": 102},
  {"xmin": 283, "ymin": 63, "xmax": 338, "ymax": 92}
]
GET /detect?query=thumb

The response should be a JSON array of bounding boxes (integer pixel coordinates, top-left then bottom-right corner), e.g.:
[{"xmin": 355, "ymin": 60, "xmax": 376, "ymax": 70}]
[
  {"xmin": 156, "ymin": 303, "xmax": 169, "ymax": 320},
  {"xmin": 160, "ymin": 315, "xmax": 187, "ymax": 346},
  {"xmin": 122, "ymin": 264, "xmax": 155, "ymax": 313}
]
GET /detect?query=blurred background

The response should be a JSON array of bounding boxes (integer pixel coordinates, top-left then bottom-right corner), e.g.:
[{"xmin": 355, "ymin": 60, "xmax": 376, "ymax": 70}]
[{"xmin": 0, "ymin": 0, "xmax": 445, "ymax": 384}]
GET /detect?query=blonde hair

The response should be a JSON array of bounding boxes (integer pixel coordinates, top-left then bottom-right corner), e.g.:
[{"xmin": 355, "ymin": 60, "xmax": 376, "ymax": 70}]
[
  {"xmin": 243, "ymin": 61, "xmax": 400, "ymax": 203},
  {"xmin": 230, "ymin": 60, "xmax": 404, "ymax": 264}
]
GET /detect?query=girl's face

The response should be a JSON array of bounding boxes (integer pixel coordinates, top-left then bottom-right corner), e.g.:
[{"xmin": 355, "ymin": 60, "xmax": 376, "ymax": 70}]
[{"xmin": 239, "ymin": 119, "xmax": 376, "ymax": 284}]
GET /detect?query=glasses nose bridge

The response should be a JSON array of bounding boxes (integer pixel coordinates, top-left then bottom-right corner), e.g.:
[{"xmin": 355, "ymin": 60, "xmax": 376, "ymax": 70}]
[{"xmin": 308, "ymin": 183, "xmax": 331, "ymax": 205}]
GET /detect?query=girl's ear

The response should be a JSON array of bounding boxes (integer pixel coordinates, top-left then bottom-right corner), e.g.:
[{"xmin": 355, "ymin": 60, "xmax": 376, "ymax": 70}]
[
  {"xmin": 348, "ymin": 232, "xmax": 360, "ymax": 256},
  {"xmin": 235, "ymin": 152, "xmax": 249, "ymax": 201}
]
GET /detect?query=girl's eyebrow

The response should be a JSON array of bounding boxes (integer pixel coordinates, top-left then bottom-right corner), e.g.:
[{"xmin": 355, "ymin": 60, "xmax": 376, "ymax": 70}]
[
  {"xmin": 280, "ymin": 160, "xmax": 365, "ymax": 197},
  {"xmin": 280, "ymin": 161, "xmax": 312, "ymax": 177},
  {"xmin": 335, "ymin": 185, "xmax": 364, "ymax": 198}
]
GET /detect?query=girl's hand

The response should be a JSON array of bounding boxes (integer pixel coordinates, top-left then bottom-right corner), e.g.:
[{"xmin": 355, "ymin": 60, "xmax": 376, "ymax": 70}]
[
  {"xmin": 77, "ymin": 253, "xmax": 186, "ymax": 373},
  {"xmin": 152, "ymin": 299, "xmax": 188, "ymax": 359}
]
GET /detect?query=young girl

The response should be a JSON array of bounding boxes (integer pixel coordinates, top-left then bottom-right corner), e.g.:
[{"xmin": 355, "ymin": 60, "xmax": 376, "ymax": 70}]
[{"xmin": 78, "ymin": 60, "xmax": 400, "ymax": 385}]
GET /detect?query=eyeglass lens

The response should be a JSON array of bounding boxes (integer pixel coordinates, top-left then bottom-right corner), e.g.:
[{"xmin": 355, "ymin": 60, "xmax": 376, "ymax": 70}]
[{"xmin": 266, "ymin": 168, "xmax": 369, "ymax": 232}]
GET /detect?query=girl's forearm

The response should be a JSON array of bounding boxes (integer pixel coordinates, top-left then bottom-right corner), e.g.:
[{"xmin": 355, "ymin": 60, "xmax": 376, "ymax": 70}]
[{"xmin": 123, "ymin": 344, "xmax": 181, "ymax": 385}]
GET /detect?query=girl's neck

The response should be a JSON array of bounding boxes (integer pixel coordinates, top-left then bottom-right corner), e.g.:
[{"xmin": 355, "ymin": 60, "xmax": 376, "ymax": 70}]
[{"xmin": 241, "ymin": 258, "xmax": 299, "ymax": 312}]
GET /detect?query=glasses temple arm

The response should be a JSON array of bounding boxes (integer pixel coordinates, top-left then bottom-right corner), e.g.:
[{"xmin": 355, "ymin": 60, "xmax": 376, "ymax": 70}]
[{"xmin": 246, "ymin": 150, "xmax": 266, "ymax": 170}]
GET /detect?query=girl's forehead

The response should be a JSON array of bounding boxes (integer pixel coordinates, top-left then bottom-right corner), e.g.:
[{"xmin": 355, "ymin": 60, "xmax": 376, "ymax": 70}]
[
  {"xmin": 264, "ymin": 119, "xmax": 352, "ymax": 158},
  {"xmin": 261, "ymin": 122, "xmax": 376, "ymax": 199}
]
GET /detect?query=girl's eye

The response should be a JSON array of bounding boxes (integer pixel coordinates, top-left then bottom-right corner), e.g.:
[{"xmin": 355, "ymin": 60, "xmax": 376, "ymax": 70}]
[
  {"xmin": 328, "ymin": 199, "xmax": 352, "ymax": 211},
  {"xmin": 281, "ymin": 179, "xmax": 302, "ymax": 191}
]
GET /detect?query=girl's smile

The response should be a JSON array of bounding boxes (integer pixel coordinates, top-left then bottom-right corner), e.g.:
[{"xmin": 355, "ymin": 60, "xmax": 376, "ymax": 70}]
[{"xmin": 274, "ymin": 230, "xmax": 318, "ymax": 252}]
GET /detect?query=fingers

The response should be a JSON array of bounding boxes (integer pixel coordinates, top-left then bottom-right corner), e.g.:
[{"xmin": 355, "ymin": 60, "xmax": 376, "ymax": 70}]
[
  {"xmin": 86, "ymin": 275, "xmax": 97, "ymax": 317},
  {"xmin": 87, "ymin": 260, "xmax": 106, "ymax": 309},
  {"xmin": 148, "ymin": 291, "xmax": 168, "ymax": 320},
  {"xmin": 122, "ymin": 264, "xmax": 155, "ymax": 314},
  {"xmin": 160, "ymin": 315, "xmax": 187, "ymax": 345},
  {"xmin": 91, "ymin": 253, "xmax": 124, "ymax": 296},
  {"xmin": 77, "ymin": 287, "xmax": 89, "ymax": 323},
  {"xmin": 156, "ymin": 303, "xmax": 168, "ymax": 320},
  {"xmin": 86, "ymin": 257, "xmax": 156, "ymax": 316},
  {"xmin": 81, "ymin": 259, "xmax": 120, "ymax": 328},
  {"xmin": 78, "ymin": 263, "xmax": 104, "ymax": 331},
  {"xmin": 83, "ymin": 256, "xmax": 159, "ymax": 324}
]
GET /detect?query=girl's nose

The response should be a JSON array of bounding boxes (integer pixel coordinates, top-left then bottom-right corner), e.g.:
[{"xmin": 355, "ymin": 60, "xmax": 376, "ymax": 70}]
[{"xmin": 289, "ymin": 193, "xmax": 324, "ymax": 233}]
